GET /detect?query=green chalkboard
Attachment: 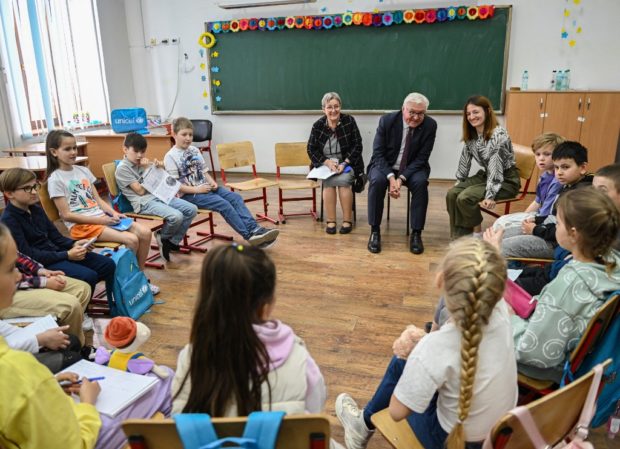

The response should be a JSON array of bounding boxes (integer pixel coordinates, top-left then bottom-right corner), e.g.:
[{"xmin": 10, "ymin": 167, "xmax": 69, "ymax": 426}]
[{"xmin": 208, "ymin": 7, "xmax": 511, "ymax": 113}]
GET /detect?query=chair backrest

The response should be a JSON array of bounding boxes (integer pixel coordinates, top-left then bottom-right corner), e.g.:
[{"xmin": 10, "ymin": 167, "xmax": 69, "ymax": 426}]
[
  {"xmin": 38, "ymin": 181, "xmax": 60, "ymax": 222},
  {"xmin": 275, "ymin": 142, "xmax": 311, "ymax": 169},
  {"xmin": 569, "ymin": 293, "xmax": 620, "ymax": 373},
  {"xmin": 487, "ymin": 361, "xmax": 610, "ymax": 449},
  {"xmin": 102, "ymin": 162, "xmax": 120, "ymax": 197},
  {"xmin": 512, "ymin": 143, "xmax": 536, "ymax": 183},
  {"xmin": 191, "ymin": 119, "xmax": 213, "ymax": 143},
  {"xmin": 122, "ymin": 414, "xmax": 330, "ymax": 449},
  {"xmin": 216, "ymin": 141, "xmax": 257, "ymax": 170}
]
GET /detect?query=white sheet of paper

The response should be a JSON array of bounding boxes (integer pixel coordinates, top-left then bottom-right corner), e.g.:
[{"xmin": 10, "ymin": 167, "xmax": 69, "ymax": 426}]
[
  {"xmin": 507, "ymin": 269, "xmax": 523, "ymax": 281},
  {"xmin": 141, "ymin": 166, "xmax": 181, "ymax": 204},
  {"xmin": 60, "ymin": 359, "xmax": 159, "ymax": 418},
  {"xmin": 5, "ymin": 315, "xmax": 58, "ymax": 346},
  {"xmin": 307, "ymin": 165, "xmax": 337, "ymax": 180}
]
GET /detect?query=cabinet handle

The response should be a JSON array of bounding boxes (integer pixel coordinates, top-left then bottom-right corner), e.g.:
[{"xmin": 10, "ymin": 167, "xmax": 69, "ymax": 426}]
[
  {"xmin": 578, "ymin": 98, "xmax": 582, "ymax": 110},
  {"xmin": 586, "ymin": 97, "xmax": 591, "ymax": 110},
  {"xmin": 539, "ymin": 97, "xmax": 544, "ymax": 109}
]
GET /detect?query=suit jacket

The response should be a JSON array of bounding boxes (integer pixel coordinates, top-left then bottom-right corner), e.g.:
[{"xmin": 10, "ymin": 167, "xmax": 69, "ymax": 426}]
[
  {"xmin": 368, "ymin": 111, "xmax": 437, "ymax": 180},
  {"xmin": 307, "ymin": 113, "xmax": 364, "ymax": 175}
]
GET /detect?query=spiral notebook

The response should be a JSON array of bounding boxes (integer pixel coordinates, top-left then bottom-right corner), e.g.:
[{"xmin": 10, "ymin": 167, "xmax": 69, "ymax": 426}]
[{"xmin": 60, "ymin": 359, "xmax": 159, "ymax": 418}]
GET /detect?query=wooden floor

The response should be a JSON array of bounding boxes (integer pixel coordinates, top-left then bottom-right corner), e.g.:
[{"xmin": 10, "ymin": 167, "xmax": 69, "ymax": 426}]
[{"xmin": 129, "ymin": 175, "xmax": 613, "ymax": 449}]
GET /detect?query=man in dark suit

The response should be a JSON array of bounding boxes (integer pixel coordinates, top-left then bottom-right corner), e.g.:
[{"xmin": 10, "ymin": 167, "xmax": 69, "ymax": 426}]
[{"xmin": 367, "ymin": 93, "xmax": 437, "ymax": 254}]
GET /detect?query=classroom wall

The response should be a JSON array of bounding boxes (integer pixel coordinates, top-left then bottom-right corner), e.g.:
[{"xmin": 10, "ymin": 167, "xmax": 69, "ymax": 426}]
[{"xmin": 104, "ymin": 0, "xmax": 620, "ymax": 179}]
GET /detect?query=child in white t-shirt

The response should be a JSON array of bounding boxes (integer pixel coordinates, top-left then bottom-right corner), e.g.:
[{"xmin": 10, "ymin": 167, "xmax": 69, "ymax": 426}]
[{"xmin": 335, "ymin": 238, "xmax": 517, "ymax": 449}]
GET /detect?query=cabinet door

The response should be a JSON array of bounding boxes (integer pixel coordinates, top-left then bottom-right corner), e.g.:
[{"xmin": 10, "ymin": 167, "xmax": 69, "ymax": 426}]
[
  {"xmin": 543, "ymin": 93, "xmax": 583, "ymax": 141},
  {"xmin": 504, "ymin": 92, "xmax": 545, "ymax": 145},
  {"xmin": 579, "ymin": 93, "xmax": 620, "ymax": 172}
]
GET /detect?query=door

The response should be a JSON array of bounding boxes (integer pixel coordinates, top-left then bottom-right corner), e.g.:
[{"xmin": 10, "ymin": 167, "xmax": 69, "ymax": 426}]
[
  {"xmin": 579, "ymin": 93, "xmax": 620, "ymax": 172},
  {"xmin": 543, "ymin": 92, "xmax": 583, "ymax": 141},
  {"xmin": 504, "ymin": 92, "xmax": 545, "ymax": 145}
]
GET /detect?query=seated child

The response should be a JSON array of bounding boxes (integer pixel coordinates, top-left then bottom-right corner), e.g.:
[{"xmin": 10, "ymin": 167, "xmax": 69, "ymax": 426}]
[
  {"xmin": 335, "ymin": 239, "xmax": 517, "ymax": 449},
  {"xmin": 114, "ymin": 132, "xmax": 198, "ymax": 261},
  {"xmin": 172, "ymin": 243, "xmax": 325, "ymax": 415},
  {"xmin": 164, "ymin": 118, "xmax": 279, "ymax": 249},
  {"xmin": 0, "ymin": 167, "xmax": 115, "ymax": 316},
  {"xmin": 0, "ymin": 224, "xmax": 173, "ymax": 449},
  {"xmin": 485, "ymin": 187, "xmax": 620, "ymax": 381},
  {"xmin": 500, "ymin": 141, "xmax": 593, "ymax": 259},
  {"xmin": 493, "ymin": 133, "xmax": 564, "ymax": 238},
  {"xmin": 44, "ymin": 131, "xmax": 157, "ymax": 284}
]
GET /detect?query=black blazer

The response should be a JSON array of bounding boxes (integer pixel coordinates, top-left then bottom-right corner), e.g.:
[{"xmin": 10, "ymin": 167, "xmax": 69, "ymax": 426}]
[
  {"xmin": 307, "ymin": 113, "xmax": 364, "ymax": 175},
  {"xmin": 368, "ymin": 111, "xmax": 437, "ymax": 180}
]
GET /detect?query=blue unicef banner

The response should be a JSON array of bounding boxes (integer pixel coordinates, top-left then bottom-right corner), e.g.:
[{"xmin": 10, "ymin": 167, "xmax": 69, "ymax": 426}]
[{"xmin": 110, "ymin": 108, "xmax": 148, "ymax": 133}]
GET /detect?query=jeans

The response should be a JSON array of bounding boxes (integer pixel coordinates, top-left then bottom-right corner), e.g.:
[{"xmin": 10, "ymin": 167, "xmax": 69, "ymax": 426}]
[
  {"xmin": 140, "ymin": 198, "xmax": 198, "ymax": 245},
  {"xmin": 362, "ymin": 356, "xmax": 482, "ymax": 449},
  {"xmin": 47, "ymin": 251, "xmax": 116, "ymax": 299},
  {"xmin": 183, "ymin": 188, "xmax": 259, "ymax": 240}
]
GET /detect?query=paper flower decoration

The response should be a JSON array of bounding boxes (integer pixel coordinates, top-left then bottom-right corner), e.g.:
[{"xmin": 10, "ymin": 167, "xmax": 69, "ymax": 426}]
[
  {"xmin": 334, "ymin": 15, "xmax": 343, "ymax": 27},
  {"xmin": 239, "ymin": 19, "xmax": 249, "ymax": 30},
  {"xmin": 353, "ymin": 12, "xmax": 364, "ymax": 25},
  {"xmin": 342, "ymin": 12, "xmax": 353, "ymax": 25},
  {"xmin": 414, "ymin": 10, "xmax": 426, "ymax": 24},
  {"xmin": 304, "ymin": 16, "xmax": 313, "ymax": 29},
  {"xmin": 561, "ymin": 29, "xmax": 568, "ymax": 39},
  {"xmin": 323, "ymin": 16, "xmax": 334, "ymax": 29},
  {"xmin": 372, "ymin": 14, "xmax": 383, "ymax": 27},
  {"xmin": 277, "ymin": 18, "xmax": 286, "ymax": 30},
  {"xmin": 267, "ymin": 18, "xmax": 277, "ymax": 30},
  {"xmin": 362, "ymin": 13, "xmax": 373, "ymax": 26},
  {"xmin": 230, "ymin": 20, "xmax": 240, "ymax": 32},
  {"xmin": 212, "ymin": 22, "xmax": 222, "ymax": 33},
  {"xmin": 436, "ymin": 8, "xmax": 448, "ymax": 22},
  {"xmin": 215, "ymin": 96, "xmax": 222, "ymax": 103},
  {"xmin": 212, "ymin": 80, "xmax": 221, "ymax": 86},
  {"xmin": 447, "ymin": 7, "xmax": 457, "ymax": 20},
  {"xmin": 312, "ymin": 17, "xmax": 322, "ymax": 29},
  {"xmin": 425, "ymin": 9, "xmax": 437, "ymax": 23},
  {"xmin": 456, "ymin": 7, "xmax": 467, "ymax": 20},
  {"xmin": 382, "ymin": 12, "xmax": 393, "ymax": 26},
  {"xmin": 222, "ymin": 22, "xmax": 231, "ymax": 32},
  {"xmin": 467, "ymin": 7, "xmax": 478, "ymax": 20},
  {"xmin": 478, "ymin": 5, "xmax": 490, "ymax": 19},
  {"xmin": 392, "ymin": 11, "xmax": 403, "ymax": 24},
  {"xmin": 248, "ymin": 19, "xmax": 258, "ymax": 30},
  {"xmin": 294, "ymin": 16, "xmax": 304, "ymax": 28},
  {"xmin": 211, "ymin": 51, "xmax": 218, "ymax": 57},
  {"xmin": 258, "ymin": 19, "xmax": 266, "ymax": 30},
  {"xmin": 403, "ymin": 10, "xmax": 415, "ymax": 23},
  {"xmin": 210, "ymin": 66, "xmax": 220, "ymax": 73}
]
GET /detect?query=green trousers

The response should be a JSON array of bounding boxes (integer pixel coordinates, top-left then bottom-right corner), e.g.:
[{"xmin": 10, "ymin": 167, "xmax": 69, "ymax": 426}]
[{"xmin": 446, "ymin": 167, "xmax": 520, "ymax": 238}]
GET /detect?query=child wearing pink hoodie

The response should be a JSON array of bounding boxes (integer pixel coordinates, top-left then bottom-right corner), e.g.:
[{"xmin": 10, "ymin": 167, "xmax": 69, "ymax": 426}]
[{"xmin": 171, "ymin": 243, "xmax": 326, "ymax": 416}]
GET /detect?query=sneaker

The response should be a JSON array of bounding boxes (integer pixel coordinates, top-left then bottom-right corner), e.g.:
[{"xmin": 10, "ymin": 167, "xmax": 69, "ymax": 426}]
[
  {"xmin": 335, "ymin": 393, "xmax": 373, "ymax": 449},
  {"xmin": 248, "ymin": 228, "xmax": 280, "ymax": 246},
  {"xmin": 149, "ymin": 283, "xmax": 161, "ymax": 295},
  {"xmin": 80, "ymin": 345, "xmax": 97, "ymax": 360},
  {"xmin": 158, "ymin": 237, "xmax": 172, "ymax": 262},
  {"xmin": 82, "ymin": 314, "xmax": 94, "ymax": 332},
  {"xmin": 257, "ymin": 239, "xmax": 278, "ymax": 250}
]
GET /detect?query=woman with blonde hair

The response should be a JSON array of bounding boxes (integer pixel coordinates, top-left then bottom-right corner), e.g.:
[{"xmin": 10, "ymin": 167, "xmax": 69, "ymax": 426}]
[{"xmin": 335, "ymin": 238, "xmax": 517, "ymax": 449}]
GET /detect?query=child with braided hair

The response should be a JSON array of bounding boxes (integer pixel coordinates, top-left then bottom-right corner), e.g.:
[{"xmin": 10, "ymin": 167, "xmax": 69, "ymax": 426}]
[{"xmin": 335, "ymin": 239, "xmax": 517, "ymax": 449}]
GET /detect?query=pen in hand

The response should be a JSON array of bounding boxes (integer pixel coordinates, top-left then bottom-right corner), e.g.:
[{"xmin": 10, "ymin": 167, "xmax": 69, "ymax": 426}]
[{"xmin": 58, "ymin": 376, "xmax": 105, "ymax": 387}]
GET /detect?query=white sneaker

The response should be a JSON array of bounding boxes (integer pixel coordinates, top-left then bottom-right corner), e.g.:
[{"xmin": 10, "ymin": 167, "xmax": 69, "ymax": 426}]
[
  {"xmin": 149, "ymin": 283, "xmax": 160, "ymax": 295},
  {"xmin": 248, "ymin": 228, "xmax": 279, "ymax": 246},
  {"xmin": 82, "ymin": 314, "xmax": 94, "ymax": 332},
  {"xmin": 335, "ymin": 393, "xmax": 373, "ymax": 449}
]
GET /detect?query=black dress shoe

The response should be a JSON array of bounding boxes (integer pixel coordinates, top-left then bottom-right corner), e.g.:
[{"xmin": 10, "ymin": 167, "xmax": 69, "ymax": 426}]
[
  {"xmin": 368, "ymin": 231, "xmax": 381, "ymax": 254},
  {"xmin": 410, "ymin": 231, "xmax": 424, "ymax": 254}
]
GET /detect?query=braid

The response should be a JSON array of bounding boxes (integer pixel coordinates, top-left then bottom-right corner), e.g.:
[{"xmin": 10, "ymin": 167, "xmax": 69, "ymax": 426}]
[{"xmin": 442, "ymin": 239, "xmax": 506, "ymax": 449}]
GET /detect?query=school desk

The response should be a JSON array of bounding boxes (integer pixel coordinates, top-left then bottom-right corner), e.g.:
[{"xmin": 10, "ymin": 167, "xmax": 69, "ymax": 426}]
[
  {"xmin": 0, "ymin": 156, "xmax": 88, "ymax": 179},
  {"xmin": 1, "ymin": 141, "xmax": 88, "ymax": 157}
]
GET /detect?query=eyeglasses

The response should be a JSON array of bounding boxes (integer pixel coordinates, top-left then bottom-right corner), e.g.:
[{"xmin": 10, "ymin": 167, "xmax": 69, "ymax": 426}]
[
  {"xmin": 19, "ymin": 183, "xmax": 41, "ymax": 194},
  {"xmin": 406, "ymin": 110, "xmax": 426, "ymax": 118},
  {"xmin": 325, "ymin": 105, "xmax": 341, "ymax": 111}
]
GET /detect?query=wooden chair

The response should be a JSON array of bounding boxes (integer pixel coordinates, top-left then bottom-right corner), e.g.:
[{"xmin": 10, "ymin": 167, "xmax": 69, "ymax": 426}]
[
  {"xmin": 371, "ymin": 408, "xmax": 423, "ymax": 449},
  {"xmin": 480, "ymin": 143, "xmax": 536, "ymax": 218},
  {"xmin": 191, "ymin": 119, "xmax": 217, "ymax": 181},
  {"xmin": 38, "ymin": 181, "xmax": 118, "ymax": 315},
  {"xmin": 122, "ymin": 414, "xmax": 331, "ymax": 449},
  {"xmin": 487, "ymin": 360, "xmax": 610, "ymax": 449},
  {"xmin": 274, "ymin": 142, "xmax": 319, "ymax": 223},
  {"xmin": 216, "ymin": 141, "xmax": 279, "ymax": 224},
  {"xmin": 518, "ymin": 293, "xmax": 620, "ymax": 397}
]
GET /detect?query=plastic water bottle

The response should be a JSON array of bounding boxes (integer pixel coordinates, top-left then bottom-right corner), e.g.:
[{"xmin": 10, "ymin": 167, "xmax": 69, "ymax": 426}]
[
  {"xmin": 555, "ymin": 71, "xmax": 564, "ymax": 91},
  {"xmin": 563, "ymin": 69, "xmax": 571, "ymax": 90},
  {"xmin": 549, "ymin": 70, "xmax": 557, "ymax": 90},
  {"xmin": 521, "ymin": 70, "xmax": 529, "ymax": 91},
  {"xmin": 608, "ymin": 401, "xmax": 620, "ymax": 439}
]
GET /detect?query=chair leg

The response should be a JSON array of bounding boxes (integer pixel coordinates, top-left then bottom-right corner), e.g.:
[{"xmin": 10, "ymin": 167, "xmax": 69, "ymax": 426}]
[
  {"xmin": 254, "ymin": 187, "xmax": 279, "ymax": 225},
  {"xmin": 312, "ymin": 188, "xmax": 318, "ymax": 221},
  {"xmin": 353, "ymin": 191, "xmax": 357, "ymax": 223},
  {"xmin": 192, "ymin": 212, "xmax": 234, "ymax": 248},
  {"xmin": 387, "ymin": 195, "xmax": 391, "ymax": 221},
  {"xmin": 406, "ymin": 189, "xmax": 411, "ymax": 236},
  {"xmin": 278, "ymin": 188, "xmax": 285, "ymax": 224}
]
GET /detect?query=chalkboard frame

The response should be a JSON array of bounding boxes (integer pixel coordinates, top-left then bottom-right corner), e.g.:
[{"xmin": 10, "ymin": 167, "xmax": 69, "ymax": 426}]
[{"xmin": 206, "ymin": 6, "xmax": 512, "ymax": 115}]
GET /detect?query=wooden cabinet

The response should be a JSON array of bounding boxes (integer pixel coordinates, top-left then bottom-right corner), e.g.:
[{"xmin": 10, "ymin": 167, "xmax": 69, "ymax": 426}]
[{"xmin": 505, "ymin": 91, "xmax": 620, "ymax": 176}]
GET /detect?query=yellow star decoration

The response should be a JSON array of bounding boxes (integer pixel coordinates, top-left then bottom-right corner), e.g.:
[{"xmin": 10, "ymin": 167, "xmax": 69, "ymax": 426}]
[
  {"xmin": 576, "ymin": 26, "xmax": 582, "ymax": 33},
  {"xmin": 564, "ymin": 9, "xmax": 570, "ymax": 17},
  {"xmin": 200, "ymin": 63, "xmax": 206, "ymax": 70},
  {"xmin": 203, "ymin": 89, "xmax": 208, "ymax": 98},
  {"xmin": 573, "ymin": 0, "xmax": 581, "ymax": 4},
  {"xmin": 212, "ymin": 80, "xmax": 221, "ymax": 87},
  {"xmin": 569, "ymin": 40, "xmax": 576, "ymax": 47},
  {"xmin": 373, "ymin": 8, "xmax": 379, "ymax": 13},
  {"xmin": 212, "ymin": 51, "xmax": 219, "ymax": 58}
]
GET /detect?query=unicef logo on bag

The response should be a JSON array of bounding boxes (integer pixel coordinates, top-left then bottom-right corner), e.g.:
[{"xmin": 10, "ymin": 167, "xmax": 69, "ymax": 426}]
[
  {"xmin": 128, "ymin": 284, "xmax": 150, "ymax": 307},
  {"xmin": 111, "ymin": 108, "xmax": 148, "ymax": 133}
]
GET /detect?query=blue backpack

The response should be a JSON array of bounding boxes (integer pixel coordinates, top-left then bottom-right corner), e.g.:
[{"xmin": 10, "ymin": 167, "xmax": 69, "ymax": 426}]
[
  {"xmin": 110, "ymin": 108, "xmax": 149, "ymax": 134},
  {"xmin": 174, "ymin": 411, "xmax": 285, "ymax": 449},
  {"xmin": 564, "ymin": 291, "xmax": 620, "ymax": 427},
  {"xmin": 110, "ymin": 160, "xmax": 135, "ymax": 214},
  {"xmin": 101, "ymin": 247, "xmax": 154, "ymax": 320}
]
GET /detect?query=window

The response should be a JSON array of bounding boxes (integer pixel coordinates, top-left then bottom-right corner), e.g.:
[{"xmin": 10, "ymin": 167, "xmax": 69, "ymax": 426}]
[{"xmin": 0, "ymin": 0, "xmax": 110, "ymax": 138}]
